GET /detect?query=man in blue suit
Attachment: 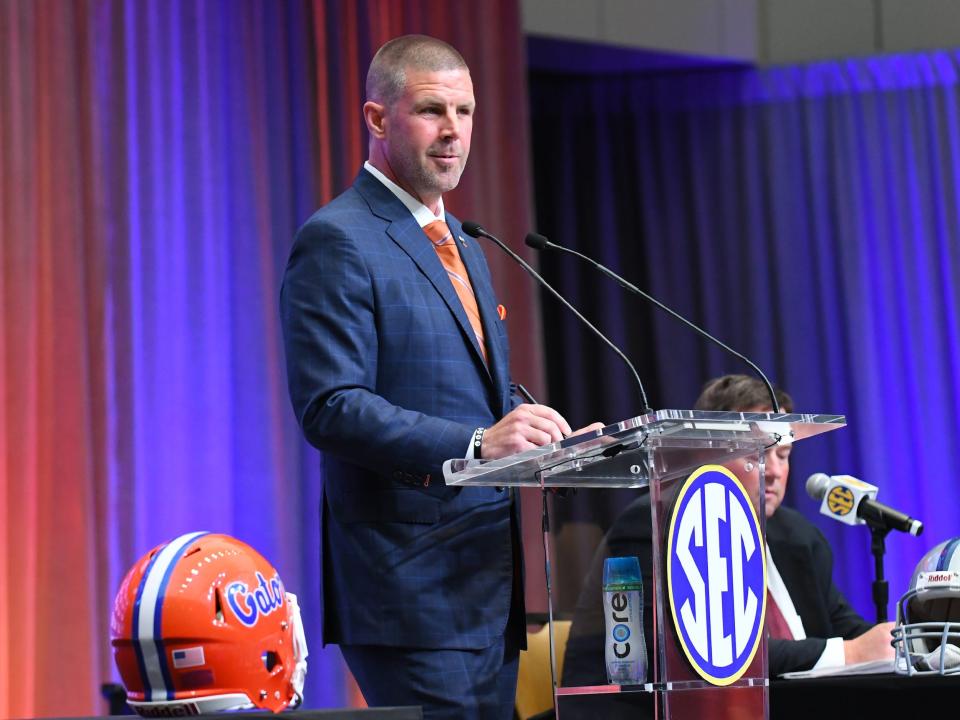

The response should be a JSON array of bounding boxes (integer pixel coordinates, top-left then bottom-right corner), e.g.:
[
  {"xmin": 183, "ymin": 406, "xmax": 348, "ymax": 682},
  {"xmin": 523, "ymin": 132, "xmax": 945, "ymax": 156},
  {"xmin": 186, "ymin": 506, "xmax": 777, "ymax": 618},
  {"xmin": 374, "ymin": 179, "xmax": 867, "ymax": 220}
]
[{"xmin": 281, "ymin": 35, "xmax": 587, "ymax": 719}]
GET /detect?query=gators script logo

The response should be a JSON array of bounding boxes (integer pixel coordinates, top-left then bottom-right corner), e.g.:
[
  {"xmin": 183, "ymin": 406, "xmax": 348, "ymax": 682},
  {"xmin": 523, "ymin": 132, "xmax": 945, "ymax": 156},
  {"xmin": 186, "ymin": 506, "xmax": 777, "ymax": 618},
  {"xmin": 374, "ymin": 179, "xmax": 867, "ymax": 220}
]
[{"xmin": 226, "ymin": 572, "xmax": 285, "ymax": 627}]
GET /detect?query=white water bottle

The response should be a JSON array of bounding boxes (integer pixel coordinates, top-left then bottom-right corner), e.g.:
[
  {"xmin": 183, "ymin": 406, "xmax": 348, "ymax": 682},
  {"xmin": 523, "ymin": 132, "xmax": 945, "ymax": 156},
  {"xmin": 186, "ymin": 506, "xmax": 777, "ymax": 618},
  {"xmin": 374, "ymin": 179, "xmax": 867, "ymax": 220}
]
[{"xmin": 603, "ymin": 556, "xmax": 646, "ymax": 685}]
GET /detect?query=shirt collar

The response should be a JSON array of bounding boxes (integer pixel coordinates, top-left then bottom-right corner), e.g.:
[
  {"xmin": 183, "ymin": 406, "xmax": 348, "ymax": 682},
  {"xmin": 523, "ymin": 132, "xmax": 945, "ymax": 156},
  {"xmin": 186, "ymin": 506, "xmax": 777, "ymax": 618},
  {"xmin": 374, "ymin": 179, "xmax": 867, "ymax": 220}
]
[{"xmin": 364, "ymin": 161, "xmax": 445, "ymax": 228}]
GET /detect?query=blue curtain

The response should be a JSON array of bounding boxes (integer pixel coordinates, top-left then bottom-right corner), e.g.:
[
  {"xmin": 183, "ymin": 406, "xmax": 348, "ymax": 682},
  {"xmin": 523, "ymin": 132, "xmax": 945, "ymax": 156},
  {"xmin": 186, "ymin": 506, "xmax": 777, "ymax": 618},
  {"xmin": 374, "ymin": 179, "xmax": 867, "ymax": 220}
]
[
  {"xmin": 3, "ymin": 0, "xmax": 536, "ymax": 712},
  {"xmin": 93, "ymin": 0, "xmax": 343, "ymax": 706},
  {"xmin": 530, "ymin": 52, "xmax": 960, "ymax": 619}
]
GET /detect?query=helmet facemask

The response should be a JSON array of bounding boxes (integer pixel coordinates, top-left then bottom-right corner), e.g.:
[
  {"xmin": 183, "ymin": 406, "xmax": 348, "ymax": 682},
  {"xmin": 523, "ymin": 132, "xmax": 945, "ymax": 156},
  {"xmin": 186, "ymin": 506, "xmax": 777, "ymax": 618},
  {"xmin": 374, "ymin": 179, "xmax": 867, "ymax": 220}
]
[{"xmin": 893, "ymin": 540, "xmax": 960, "ymax": 676}]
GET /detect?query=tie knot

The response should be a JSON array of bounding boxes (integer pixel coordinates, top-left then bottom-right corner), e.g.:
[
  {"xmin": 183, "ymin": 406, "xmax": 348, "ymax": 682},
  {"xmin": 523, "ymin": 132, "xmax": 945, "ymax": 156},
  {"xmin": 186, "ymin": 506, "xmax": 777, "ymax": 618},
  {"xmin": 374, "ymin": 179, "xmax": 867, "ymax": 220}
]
[{"xmin": 424, "ymin": 220, "xmax": 452, "ymax": 245}]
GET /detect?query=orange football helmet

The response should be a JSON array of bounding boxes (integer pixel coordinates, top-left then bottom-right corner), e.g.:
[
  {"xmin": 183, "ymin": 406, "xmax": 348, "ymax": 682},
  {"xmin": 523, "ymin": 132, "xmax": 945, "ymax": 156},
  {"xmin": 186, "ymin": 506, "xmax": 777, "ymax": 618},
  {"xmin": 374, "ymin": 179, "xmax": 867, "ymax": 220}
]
[{"xmin": 111, "ymin": 532, "xmax": 308, "ymax": 715}]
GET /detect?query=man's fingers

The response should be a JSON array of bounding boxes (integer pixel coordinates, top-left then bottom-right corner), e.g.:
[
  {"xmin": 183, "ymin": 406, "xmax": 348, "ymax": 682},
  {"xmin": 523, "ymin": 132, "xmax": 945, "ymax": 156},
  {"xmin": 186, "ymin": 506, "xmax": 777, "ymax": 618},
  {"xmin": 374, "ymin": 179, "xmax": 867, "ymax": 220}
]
[
  {"xmin": 517, "ymin": 403, "xmax": 572, "ymax": 437},
  {"xmin": 570, "ymin": 421, "xmax": 605, "ymax": 438},
  {"xmin": 481, "ymin": 404, "xmax": 594, "ymax": 459},
  {"xmin": 480, "ymin": 404, "xmax": 574, "ymax": 459},
  {"xmin": 518, "ymin": 411, "xmax": 567, "ymax": 443},
  {"xmin": 500, "ymin": 415, "xmax": 559, "ymax": 448}
]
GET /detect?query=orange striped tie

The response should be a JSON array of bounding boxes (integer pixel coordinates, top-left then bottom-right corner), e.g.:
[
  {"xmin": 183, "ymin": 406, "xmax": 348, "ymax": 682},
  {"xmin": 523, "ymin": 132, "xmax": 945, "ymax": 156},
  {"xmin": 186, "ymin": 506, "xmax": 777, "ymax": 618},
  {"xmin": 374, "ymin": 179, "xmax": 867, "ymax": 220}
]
[{"xmin": 424, "ymin": 220, "xmax": 487, "ymax": 364}]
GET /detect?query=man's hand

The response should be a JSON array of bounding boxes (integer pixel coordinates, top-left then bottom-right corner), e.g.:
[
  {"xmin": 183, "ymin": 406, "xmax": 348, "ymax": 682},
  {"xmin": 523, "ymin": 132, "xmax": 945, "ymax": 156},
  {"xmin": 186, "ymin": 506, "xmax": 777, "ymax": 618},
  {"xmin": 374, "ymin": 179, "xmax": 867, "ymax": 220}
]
[
  {"xmin": 570, "ymin": 421, "xmax": 605, "ymax": 437},
  {"xmin": 481, "ymin": 404, "xmax": 572, "ymax": 459},
  {"xmin": 843, "ymin": 622, "xmax": 895, "ymax": 665}
]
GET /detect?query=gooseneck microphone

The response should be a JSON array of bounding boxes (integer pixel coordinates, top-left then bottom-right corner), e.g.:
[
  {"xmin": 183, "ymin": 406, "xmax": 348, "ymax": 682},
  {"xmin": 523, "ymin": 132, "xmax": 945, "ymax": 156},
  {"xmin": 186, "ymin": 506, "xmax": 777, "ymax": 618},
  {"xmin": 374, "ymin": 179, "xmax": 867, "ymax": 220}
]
[
  {"xmin": 461, "ymin": 221, "xmax": 652, "ymax": 414},
  {"xmin": 805, "ymin": 472, "xmax": 924, "ymax": 536},
  {"xmin": 806, "ymin": 472, "xmax": 922, "ymax": 622},
  {"xmin": 525, "ymin": 232, "xmax": 781, "ymax": 414}
]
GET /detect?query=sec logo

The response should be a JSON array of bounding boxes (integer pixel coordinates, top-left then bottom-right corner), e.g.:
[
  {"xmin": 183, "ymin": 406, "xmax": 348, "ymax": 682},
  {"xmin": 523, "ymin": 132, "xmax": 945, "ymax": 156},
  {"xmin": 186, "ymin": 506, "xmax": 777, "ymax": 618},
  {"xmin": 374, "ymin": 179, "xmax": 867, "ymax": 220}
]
[
  {"xmin": 826, "ymin": 486, "xmax": 855, "ymax": 516},
  {"xmin": 667, "ymin": 465, "xmax": 766, "ymax": 686}
]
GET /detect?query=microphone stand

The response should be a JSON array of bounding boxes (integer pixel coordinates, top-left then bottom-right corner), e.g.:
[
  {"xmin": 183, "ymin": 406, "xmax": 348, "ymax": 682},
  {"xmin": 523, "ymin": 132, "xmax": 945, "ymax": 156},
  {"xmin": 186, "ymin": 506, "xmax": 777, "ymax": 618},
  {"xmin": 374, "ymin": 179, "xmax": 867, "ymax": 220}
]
[{"xmin": 865, "ymin": 519, "xmax": 891, "ymax": 623}]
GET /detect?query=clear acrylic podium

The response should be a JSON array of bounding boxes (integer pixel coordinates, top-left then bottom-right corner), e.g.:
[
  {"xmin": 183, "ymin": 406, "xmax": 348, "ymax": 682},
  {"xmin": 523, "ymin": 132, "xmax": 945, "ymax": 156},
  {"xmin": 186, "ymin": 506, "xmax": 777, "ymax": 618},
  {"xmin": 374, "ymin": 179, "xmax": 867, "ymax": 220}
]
[{"xmin": 444, "ymin": 410, "xmax": 845, "ymax": 720}]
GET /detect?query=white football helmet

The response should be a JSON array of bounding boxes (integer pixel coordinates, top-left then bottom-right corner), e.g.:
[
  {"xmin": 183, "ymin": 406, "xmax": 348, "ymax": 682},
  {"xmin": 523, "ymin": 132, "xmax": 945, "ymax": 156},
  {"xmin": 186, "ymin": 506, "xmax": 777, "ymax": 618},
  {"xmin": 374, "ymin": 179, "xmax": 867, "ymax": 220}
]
[{"xmin": 892, "ymin": 537, "xmax": 960, "ymax": 675}]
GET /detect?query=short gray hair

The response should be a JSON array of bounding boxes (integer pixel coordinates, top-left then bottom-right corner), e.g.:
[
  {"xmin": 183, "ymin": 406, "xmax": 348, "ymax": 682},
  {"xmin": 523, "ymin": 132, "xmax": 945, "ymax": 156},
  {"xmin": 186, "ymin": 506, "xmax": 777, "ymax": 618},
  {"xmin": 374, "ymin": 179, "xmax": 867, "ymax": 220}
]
[{"xmin": 366, "ymin": 35, "xmax": 468, "ymax": 105}]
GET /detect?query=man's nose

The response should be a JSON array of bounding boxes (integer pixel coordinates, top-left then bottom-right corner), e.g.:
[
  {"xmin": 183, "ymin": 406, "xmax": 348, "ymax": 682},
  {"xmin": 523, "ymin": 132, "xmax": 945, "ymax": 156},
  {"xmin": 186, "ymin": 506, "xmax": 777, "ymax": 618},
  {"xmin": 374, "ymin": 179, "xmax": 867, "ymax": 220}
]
[
  {"xmin": 765, "ymin": 452, "xmax": 783, "ymax": 480},
  {"xmin": 439, "ymin": 109, "xmax": 460, "ymax": 137}
]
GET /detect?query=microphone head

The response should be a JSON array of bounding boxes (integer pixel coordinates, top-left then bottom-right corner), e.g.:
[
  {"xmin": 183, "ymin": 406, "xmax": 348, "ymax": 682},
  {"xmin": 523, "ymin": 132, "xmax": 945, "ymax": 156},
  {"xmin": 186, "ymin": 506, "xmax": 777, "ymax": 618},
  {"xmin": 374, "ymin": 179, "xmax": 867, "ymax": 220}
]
[
  {"xmin": 525, "ymin": 232, "xmax": 550, "ymax": 250},
  {"xmin": 806, "ymin": 472, "xmax": 831, "ymax": 500},
  {"xmin": 461, "ymin": 221, "xmax": 484, "ymax": 238}
]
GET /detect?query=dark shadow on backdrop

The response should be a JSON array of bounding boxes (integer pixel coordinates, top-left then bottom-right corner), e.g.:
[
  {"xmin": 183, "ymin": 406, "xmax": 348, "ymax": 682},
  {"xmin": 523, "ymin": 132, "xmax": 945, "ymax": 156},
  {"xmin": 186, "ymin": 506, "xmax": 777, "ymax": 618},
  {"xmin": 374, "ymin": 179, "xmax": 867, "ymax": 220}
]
[{"xmin": 527, "ymin": 46, "xmax": 960, "ymax": 617}]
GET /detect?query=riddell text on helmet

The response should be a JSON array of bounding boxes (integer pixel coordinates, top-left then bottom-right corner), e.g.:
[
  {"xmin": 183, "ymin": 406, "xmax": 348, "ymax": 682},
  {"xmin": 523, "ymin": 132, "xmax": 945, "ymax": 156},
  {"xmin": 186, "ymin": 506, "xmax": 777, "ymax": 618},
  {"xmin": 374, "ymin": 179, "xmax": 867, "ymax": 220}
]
[{"xmin": 135, "ymin": 702, "xmax": 201, "ymax": 717}]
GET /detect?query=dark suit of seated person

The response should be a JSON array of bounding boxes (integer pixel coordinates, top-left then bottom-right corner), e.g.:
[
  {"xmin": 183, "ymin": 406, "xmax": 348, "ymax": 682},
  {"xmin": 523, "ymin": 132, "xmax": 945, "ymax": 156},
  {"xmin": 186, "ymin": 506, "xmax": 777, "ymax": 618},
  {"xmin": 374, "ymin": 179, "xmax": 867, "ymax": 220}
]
[{"xmin": 562, "ymin": 375, "xmax": 895, "ymax": 701}]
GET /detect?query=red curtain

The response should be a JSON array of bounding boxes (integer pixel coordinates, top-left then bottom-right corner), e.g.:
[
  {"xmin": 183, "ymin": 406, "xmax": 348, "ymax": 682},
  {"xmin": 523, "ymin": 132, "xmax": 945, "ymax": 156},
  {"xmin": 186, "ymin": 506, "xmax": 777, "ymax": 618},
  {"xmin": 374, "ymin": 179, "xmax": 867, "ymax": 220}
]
[
  {"xmin": 1, "ymin": 0, "xmax": 544, "ymax": 716},
  {"xmin": 1, "ymin": 1, "xmax": 111, "ymax": 715}
]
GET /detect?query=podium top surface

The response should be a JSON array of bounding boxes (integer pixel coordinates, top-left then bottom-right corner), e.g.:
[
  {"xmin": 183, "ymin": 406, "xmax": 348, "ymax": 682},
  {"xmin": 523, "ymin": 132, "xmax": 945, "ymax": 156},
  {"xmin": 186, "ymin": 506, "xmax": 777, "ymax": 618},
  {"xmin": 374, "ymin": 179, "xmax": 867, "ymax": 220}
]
[{"xmin": 443, "ymin": 409, "xmax": 845, "ymax": 488}]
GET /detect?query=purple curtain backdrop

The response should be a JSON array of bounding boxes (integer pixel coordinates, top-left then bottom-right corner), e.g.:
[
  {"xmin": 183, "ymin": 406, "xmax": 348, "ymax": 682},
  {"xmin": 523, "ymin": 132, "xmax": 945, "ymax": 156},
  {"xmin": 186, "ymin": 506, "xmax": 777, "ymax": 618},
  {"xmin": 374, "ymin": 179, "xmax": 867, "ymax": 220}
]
[{"xmin": 529, "ymin": 51, "xmax": 960, "ymax": 620}]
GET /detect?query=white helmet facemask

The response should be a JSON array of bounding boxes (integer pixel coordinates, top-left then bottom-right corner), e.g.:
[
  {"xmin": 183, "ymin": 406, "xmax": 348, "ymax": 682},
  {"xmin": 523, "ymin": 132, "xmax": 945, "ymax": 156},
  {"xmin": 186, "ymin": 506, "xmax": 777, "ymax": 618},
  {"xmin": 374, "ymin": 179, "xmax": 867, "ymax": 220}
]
[{"xmin": 893, "ymin": 537, "xmax": 960, "ymax": 676}]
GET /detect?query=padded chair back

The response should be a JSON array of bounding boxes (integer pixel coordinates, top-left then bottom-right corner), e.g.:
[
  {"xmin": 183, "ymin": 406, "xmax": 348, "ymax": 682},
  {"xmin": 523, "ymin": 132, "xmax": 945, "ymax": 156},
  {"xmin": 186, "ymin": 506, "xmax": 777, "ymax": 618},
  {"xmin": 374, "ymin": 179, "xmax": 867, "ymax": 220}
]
[{"xmin": 514, "ymin": 620, "xmax": 572, "ymax": 720}]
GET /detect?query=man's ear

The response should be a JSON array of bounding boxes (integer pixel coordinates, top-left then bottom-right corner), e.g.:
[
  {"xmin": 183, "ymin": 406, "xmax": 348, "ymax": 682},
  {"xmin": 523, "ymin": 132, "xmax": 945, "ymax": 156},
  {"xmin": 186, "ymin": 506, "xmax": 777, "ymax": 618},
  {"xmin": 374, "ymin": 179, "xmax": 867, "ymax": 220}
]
[{"xmin": 363, "ymin": 101, "xmax": 387, "ymax": 139}]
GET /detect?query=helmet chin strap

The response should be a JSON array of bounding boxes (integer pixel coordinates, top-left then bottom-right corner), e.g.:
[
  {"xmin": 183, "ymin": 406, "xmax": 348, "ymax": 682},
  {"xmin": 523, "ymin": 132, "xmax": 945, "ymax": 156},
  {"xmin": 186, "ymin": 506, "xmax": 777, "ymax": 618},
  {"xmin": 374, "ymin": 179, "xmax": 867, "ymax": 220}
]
[{"xmin": 286, "ymin": 592, "xmax": 310, "ymax": 706}]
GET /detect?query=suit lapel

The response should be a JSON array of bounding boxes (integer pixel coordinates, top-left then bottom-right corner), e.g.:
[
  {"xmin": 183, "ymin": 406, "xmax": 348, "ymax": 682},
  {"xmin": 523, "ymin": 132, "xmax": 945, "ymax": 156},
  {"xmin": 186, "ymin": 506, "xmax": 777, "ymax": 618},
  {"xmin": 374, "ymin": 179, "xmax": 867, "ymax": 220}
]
[{"xmin": 354, "ymin": 171, "xmax": 494, "ymax": 385}]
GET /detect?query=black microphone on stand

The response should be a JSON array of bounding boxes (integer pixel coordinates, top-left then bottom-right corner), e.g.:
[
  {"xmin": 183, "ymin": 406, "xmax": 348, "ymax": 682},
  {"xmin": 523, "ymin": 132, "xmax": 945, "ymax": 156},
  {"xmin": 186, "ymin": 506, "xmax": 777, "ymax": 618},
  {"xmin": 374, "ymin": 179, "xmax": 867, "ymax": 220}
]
[
  {"xmin": 461, "ymin": 221, "xmax": 652, "ymax": 415},
  {"xmin": 805, "ymin": 473, "xmax": 923, "ymax": 536},
  {"xmin": 525, "ymin": 232, "xmax": 781, "ymax": 413},
  {"xmin": 805, "ymin": 472, "xmax": 924, "ymax": 623}
]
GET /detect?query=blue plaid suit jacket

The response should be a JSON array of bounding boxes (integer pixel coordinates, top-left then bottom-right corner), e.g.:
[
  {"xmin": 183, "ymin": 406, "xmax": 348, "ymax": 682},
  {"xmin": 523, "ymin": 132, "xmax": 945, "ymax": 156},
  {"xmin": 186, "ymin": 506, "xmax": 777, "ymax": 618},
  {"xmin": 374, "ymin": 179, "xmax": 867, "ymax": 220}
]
[{"xmin": 281, "ymin": 169, "xmax": 523, "ymax": 650}]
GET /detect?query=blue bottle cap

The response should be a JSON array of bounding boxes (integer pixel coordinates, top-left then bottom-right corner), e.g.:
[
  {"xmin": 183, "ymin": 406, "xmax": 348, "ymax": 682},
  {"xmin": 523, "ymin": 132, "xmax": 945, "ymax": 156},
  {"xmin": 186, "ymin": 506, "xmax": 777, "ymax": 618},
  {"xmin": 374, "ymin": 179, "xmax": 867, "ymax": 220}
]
[{"xmin": 603, "ymin": 556, "xmax": 641, "ymax": 587}]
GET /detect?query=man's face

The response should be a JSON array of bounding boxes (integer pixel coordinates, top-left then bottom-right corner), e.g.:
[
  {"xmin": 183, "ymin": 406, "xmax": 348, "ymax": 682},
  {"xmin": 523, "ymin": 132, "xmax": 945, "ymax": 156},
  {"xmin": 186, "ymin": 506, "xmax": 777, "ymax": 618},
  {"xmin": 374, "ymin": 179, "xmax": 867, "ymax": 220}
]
[
  {"xmin": 376, "ymin": 67, "xmax": 475, "ymax": 206},
  {"xmin": 725, "ymin": 406, "xmax": 792, "ymax": 518},
  {"xmin": 728, "ymin": 444, "xmax": 791, "ymax": 519}
]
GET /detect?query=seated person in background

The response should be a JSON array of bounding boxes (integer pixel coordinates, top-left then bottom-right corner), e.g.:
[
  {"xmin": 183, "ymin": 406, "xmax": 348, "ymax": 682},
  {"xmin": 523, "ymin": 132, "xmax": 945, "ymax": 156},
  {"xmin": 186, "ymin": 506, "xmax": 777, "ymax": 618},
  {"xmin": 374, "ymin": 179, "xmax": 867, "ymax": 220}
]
[{"xmin": 562, "ymin": 374, "xmax": 895, "ymax": 690}]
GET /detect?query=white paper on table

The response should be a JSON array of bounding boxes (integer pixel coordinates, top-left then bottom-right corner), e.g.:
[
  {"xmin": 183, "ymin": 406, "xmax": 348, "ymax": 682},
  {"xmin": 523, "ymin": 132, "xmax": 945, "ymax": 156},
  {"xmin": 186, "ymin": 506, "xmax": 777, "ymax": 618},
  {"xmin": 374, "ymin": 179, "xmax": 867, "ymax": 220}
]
[{"xmin": 779, "ymin": 659, "xmax": 895, "ymax": 679}]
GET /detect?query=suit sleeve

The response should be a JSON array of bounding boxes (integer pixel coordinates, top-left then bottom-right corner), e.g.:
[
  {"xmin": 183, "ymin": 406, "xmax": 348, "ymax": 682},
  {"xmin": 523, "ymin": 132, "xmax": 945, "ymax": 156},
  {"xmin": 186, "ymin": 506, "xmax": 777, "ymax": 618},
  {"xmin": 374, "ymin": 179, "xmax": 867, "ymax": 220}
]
[
  {"xmin": 280, "ymin": 218, "xmax": 474, "ymax": 479},
  {"xmin": 768, "ymin": 637, "xmax": 828, "ymax": 676}
]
